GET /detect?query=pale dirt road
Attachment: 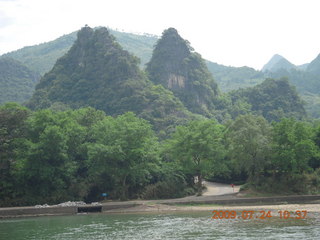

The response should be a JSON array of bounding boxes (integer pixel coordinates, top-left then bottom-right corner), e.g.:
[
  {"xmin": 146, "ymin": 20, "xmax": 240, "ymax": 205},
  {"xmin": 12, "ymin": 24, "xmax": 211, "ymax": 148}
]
[{"xmin": 202, "ymin": 181, "xmax": 240, "ymax": 196}]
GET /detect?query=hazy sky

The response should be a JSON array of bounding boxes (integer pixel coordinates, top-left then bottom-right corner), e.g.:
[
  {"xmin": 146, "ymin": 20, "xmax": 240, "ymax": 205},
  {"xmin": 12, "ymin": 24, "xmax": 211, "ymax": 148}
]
[{"xmin": 0, "ymin": 0, "xmax": 320, "ymax": 70}]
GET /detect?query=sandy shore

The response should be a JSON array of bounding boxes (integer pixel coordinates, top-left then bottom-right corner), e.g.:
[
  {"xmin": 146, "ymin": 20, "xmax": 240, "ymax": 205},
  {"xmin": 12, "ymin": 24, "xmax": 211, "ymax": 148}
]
[
  {"xmin": 104, "ymin": 202, "xmax": 320, "ymax": 214},
  {"xmin": 1, "ymin": 201, "xmax": 319, "ymax": 218},
  {"xmin": 1, "ymin": 183, "xmax": 319, "ymax": 218}
]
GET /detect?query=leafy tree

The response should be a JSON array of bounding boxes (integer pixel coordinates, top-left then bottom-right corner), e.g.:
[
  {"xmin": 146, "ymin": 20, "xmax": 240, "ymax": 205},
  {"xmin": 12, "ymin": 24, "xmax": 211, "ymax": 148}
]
[
  {"xmin": 13, "ymin": 109, "xmax": 86, "ymax": 203},
  {"xmin": 0, "ymin": 103, "xmax": 30, "ymax": 205},
  {"xmin": 271, "ymin": 118, "xmax": 316, "ymax": 175},
  {"xmin": 12, "ymin": 108, "xmax": 106, "ymax": 204},
  {"xmin": 87, "ymin": 112, "xmax": 159, "ymax": 200},
  {"xmin": 165, "ymin": 120, "xmax": 226, "ymax": 195},
  {"xmin": 20, "ymin": 125, "xmax": 73, "ymax": 202},
  {"xmin": 226, "ymin": 114, "xmax": 271, "ymax": 181}
]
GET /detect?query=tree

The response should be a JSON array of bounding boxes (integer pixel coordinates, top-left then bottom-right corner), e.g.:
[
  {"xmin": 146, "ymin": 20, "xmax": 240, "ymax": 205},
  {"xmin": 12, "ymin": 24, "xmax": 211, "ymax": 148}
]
[
  {"xmin": 87, "ymin": 112, "xmax": 158, "ymax": 200},
  {"xmin": 21, "ymin": 126, "xmax": 71, "ymax": 200},
  {"xmin": 165, "ymin": 120, "xmax": 226, "ymax": 195},
  {"xmin": 13, "ymin": 109, "xmax": 96, "ymax": 204},
  {"xmin": 0, "ymin": 103, "xmax": 29, "ymax": 205},
  {"xmin": 271, "ymin": 118, "xmax": 316, "ymax": 175},
  {"xmin": 226, "ymin": 114, "xmax": 271, "ymax": 182}
]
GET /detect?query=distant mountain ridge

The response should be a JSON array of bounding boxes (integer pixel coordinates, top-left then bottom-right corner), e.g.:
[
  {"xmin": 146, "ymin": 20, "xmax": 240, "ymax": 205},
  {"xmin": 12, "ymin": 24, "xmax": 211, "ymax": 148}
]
[
  {"xmin": 307, "ymin": 54, "xmax": 320, "ymax": 75},
  {"xmin": 0, "ymin": 26, "xmax": 318, "ymax": 118},
  {"xmin": 262, "ymin": 54, "xmax": 296, "ymax": 72},
  {"xmin": 3, "ymin": 32, "xmax": 78, "ymax": 76},
  {"xmin": 0, "ymin": 57, "xmax": 40, "ymax": 105},
  {"xmin": 2, "ymin": 28, "xmax": 316, "ymax": 90},
  {"xmin": 262, "ymin": 54, "xmax": 320, "ymax": 118},
  {"xmin": 0, "ymin": 27, "xmax": 268, "ymax": 94},
  {"xmin": 206, "ymin": 61, "xmax": 265, "ymax": 92},
  {"xmin": 3, "ymin": 29, "xmax": 158, "ymax": 75}
]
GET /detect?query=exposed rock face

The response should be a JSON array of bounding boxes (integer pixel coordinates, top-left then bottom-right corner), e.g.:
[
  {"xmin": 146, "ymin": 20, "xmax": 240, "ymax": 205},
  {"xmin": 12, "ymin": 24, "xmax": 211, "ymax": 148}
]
[{"xmin": 168, "ymin": 74, "xmax": 185, "ymax": 89}]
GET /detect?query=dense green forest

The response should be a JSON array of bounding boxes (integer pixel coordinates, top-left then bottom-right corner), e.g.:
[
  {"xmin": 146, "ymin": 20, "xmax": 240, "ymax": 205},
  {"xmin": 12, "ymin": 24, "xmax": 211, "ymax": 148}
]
[
  {"xmin": 227, "ymin": 78, "xmax": 306, "ymax": 121},
  {"xmin": 1, "ymin": 103, "xmax": 319, "ymax": 207}
]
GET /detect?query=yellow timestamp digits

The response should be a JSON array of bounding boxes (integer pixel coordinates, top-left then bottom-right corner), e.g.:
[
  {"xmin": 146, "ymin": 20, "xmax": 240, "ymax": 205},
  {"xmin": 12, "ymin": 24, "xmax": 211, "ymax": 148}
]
[{"xmin": 211, "ymin": 210, "xmax": 307, "ymax": 220}]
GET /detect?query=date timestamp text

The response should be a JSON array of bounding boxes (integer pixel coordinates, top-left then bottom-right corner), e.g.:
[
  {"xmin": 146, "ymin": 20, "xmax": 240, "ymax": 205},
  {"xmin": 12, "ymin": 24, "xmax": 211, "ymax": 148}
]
[{"xmin": 211, "ymin": 210, "xmax": 307, "ymax": 220}]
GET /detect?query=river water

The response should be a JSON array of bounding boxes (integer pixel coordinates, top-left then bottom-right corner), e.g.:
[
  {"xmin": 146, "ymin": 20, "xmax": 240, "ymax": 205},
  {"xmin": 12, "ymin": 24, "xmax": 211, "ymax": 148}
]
[{"xmin": 1, "ymin": 211, "xmax": 320, "ymax": 239}]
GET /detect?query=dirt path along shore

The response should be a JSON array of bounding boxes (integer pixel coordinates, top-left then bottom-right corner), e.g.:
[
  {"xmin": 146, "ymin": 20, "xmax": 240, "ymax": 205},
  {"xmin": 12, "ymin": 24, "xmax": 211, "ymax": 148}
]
[{"xmin": 202, "ymin": 181, "xmax": 240, "ymax": 196}]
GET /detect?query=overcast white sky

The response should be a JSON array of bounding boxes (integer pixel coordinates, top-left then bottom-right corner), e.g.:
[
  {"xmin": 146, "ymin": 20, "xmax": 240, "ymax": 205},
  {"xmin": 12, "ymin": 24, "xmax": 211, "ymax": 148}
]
[{"xmin": 0, "ymin": 0, "xmax": 320, "ymax": 70}]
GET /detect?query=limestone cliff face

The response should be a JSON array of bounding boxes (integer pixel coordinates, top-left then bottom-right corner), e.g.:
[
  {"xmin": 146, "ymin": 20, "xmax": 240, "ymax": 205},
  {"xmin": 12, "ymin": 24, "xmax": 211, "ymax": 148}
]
[
  {"xmin": 146, "ymin": 28, "xmax": 219, "ymax": 117},
  {"xmin": 168, "ymin": 74, "xmax": 185, "ymax": 89}
]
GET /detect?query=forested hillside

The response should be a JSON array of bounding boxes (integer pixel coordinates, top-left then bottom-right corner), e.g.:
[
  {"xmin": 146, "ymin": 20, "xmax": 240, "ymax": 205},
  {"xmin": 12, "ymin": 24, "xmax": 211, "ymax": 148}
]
[
  {"xmin": 206, "ymin": 61, "xmax": 265, "ymax": 92},
  {"xmin": 3, "ymin": 29, "xmax": 158, "ymax": 75},
  {"xmin": 0, "ymin": 57, "xmax": 39, "ymax": 104},
  {"xmin": 306, "ymin": 54, "xmax": 320, "ymax": 75},
  {"xmin": 228, "ymin": 78, "xmax": 306, "ymax": 121},
  {"xmin": 266, "ymin": 68, "xmax": 320, "ymax": 118},
  {"xmin": 27, "ymin": 26, "xmax": 195, "ymax": 133},
  {"xmin": 27, "ymin": 26, "xmax": 306, "ymax": 126},
  {"xmin": 262, "ymin": 54, "xmax": 296, "ymax": 72},
  {"xmin": 3, "ymin": 33, "xmax": 77, "ymax": 76},
  {"xmin": 3, "ymin": 27, "xmax": 267, "ymax": 93}
]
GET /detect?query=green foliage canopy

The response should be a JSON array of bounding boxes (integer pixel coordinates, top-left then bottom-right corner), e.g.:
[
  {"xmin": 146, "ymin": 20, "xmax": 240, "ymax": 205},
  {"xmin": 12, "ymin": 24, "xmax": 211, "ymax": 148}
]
[{"xmin": 165, "ymin": 119, "xmax": 226, "ymax": 194}]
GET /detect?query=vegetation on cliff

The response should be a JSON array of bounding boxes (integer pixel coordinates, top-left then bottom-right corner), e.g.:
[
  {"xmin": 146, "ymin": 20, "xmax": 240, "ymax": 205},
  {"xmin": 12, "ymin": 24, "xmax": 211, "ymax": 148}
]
[
  {"xmin": 146, "ymin": 28, "xmax": 219, "ymax": 117},
  {"xmin": 27, "ymin": 26, "xmax": 194, "ymax": 133}
]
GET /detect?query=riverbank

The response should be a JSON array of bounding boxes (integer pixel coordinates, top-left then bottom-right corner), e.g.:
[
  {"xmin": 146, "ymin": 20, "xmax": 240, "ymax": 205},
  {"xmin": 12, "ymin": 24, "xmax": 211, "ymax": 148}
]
[
  {"xmin": 104, "ymin": 202, "xmax": 320, "ymax": 215},
  {"xmin": 1, "ymin": 194, "xmax": 320, "ymax": 218}
]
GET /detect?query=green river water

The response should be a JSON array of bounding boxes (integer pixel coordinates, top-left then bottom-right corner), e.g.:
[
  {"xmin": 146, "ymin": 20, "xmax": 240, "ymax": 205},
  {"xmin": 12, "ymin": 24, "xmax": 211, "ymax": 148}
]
[{"xmin": 0, "ymin": 211, "xmax": 319, "ymax": 239}]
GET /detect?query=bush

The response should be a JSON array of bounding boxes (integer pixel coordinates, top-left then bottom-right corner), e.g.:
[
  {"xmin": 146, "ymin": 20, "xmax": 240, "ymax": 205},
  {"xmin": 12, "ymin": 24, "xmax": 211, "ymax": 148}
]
[
  {"xmin": 140, "ymin": 178, "xmax": 192, "ymax": 200},
  {"xmin": 247, "ymin": 169, "xmax": 320, "ymax": 195}
]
